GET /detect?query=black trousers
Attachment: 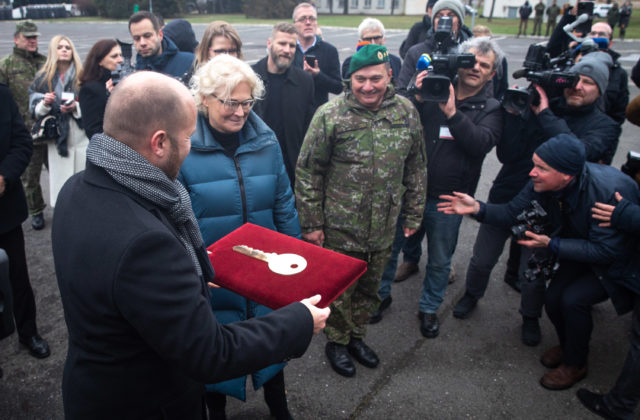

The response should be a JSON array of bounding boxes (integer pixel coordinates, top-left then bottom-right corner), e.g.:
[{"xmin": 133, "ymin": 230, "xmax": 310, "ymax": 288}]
[
  {"xmin": 0, "ymin": 225, "xmax": 37, "ymax": 339},
  {"xmin": 604, "ymin": 295, "xmax": 640, "ymax": 419},
  {"xmin": 544, "ymin": 262, "xmax": 608, "ymax": 367}
]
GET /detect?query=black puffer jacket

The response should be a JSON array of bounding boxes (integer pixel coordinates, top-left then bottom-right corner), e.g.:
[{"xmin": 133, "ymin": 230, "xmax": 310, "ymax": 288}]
[
  {"xmin": 79, "ymin": 68, "xmax": 111, "ymax": 140},
  {"xmin": 536, "ymin": 98, "xmax": 621, "ymax": 165},
  {"xmin": 415, "ymin": 83, "xmax": 502, "ymax": 199},
  {"xmin": 399, "ymin": 15, "xmax": 432, "ymax": 59},
  {"xmin": 610, "ymin": 198, "xmax": 640, "ymax": 296}
]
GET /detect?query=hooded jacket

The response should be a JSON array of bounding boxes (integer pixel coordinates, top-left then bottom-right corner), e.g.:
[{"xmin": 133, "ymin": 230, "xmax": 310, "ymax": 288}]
[{"xmin": 134, "ymin": 36, "xmax": 194, "ymax": 81}]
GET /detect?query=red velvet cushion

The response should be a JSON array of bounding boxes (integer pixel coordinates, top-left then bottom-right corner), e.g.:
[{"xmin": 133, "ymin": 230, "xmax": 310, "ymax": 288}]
[{"xmin": 206, "ymin": 223, "xmax": 367, "ymax": 309}]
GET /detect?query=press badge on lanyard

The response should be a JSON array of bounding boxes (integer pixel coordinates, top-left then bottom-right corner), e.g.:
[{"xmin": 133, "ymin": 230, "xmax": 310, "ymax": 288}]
[{"xmin": 439, "ymin": 126, "xmax": 454, "ymax": 140}]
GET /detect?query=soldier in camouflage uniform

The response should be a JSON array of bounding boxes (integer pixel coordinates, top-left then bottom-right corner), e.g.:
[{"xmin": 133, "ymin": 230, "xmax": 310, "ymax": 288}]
[
  {"xmin": 295, "ymin": 44, "xmax": 426, "ymax": 377},
  {"xmin": 0, "ymin": 21, "xmax": 47, "ymax": 230}
]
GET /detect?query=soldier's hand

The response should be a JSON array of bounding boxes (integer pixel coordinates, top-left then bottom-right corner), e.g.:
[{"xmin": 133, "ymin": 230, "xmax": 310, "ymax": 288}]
[
  {"xmin": 300, "ymin": 294, "xmax": 330, "ymax": 334},
  {"xmin": 403, "ymin": 227, "xmax": 417, "ymax": 237},
  {"xmin": 437, "ymin": 192, "xmax": 479, "ymax": 215},
  {"xmin": 302, "ymin": 229, "xmax": 325, "ymax": 246}
]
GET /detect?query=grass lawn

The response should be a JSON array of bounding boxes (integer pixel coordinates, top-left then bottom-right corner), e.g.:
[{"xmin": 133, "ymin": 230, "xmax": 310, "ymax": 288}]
[{"xmin": 44, "ymin": 12, "xmax": 640, "ymax": 38}]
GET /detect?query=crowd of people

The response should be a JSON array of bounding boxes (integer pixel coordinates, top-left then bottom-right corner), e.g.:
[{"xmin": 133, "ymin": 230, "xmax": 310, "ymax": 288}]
[{"xmin": 0, "ymin": 1, "xmax": 639, "ymax": 418}]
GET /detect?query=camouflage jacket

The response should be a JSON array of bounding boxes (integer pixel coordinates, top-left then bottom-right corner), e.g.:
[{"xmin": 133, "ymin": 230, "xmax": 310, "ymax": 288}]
[
  {"xmin": 0, "ymin": 47, "xmax": 46, "ymax": 128},
  {"xmin": 295, "ymin": 85, "xmax": 427, "ymax": 252}
]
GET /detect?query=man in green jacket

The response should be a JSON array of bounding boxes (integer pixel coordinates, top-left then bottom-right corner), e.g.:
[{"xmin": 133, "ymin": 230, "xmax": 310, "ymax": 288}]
[
  {"xmin": 546, "ymin": 0, "xmax": 561, "ymax": 36},
  {"xmin": 295, "ymin": 44, "xmax": 427, "ymax": 378},
  {"xmin": 0, "ymin": 20, "xmax": 47, "ymax": 231}
]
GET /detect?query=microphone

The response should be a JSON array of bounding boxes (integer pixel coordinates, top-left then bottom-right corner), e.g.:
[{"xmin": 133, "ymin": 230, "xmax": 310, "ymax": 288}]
[
  {"xmin": 416, "ymin": 53, "xmax": 432, "ymax": 71},
  {"xmin": 563, "ymin": 13, "xmax": 589, "ymax": 35},
  {"xmin": 512, "ymin": 68, "xmax": 528, "ymax": 79}
]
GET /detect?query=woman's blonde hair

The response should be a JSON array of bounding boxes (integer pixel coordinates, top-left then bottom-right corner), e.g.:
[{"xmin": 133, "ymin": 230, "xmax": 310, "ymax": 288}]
[
  {"xmin": 191, "ymin": 54, "xmax": 264, "ymax": 115},
  {"xmin": 194, "ymin": 21, "xmax": 243, "ymax": 70},
  {"xmin": 36, "ymin": 35, "xmax": 83, "ymax": 91}
]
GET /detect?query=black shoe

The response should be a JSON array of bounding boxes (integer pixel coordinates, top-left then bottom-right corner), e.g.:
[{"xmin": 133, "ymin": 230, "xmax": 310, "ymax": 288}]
[
  {"xmin": 369, "ymin": 296, "xmax": 392, "ymax": 324},
  {"xmin": 504, "ymin": 272, "xmax": 521, "ymax": 293},
  {"xmin": 31, "ymin": 213, "xmax": 45, "ymax": 230},
  {"xmin": 522, "ymin": 316, "xmax": 541, "ymax": 346},
  {"xmin": 325, "ymin": 342, "xmax": 355, "ymax": 377},
  {"xmin": 19, "ymin": 334, "xmax": 50, "ymax": 359},
  {"xmin": 347, "ymin": 338, "xmax": 379, "ymax": 368},
  {"xmin": 418, "ymin": 312, "xmax": 439, "ymax": 338},
  {"xmin": 453, "ymin": 293, "xmax": 478, "ymax": 319},
  {"xmin": 576, "ymin": 389, "xmax": 621, "ymax": 420}
]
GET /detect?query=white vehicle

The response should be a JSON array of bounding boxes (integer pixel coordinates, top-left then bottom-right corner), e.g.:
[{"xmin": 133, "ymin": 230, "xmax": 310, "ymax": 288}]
[{"xmin": 593, "ymin": 4, "xmax": 613, "ymax": 18}]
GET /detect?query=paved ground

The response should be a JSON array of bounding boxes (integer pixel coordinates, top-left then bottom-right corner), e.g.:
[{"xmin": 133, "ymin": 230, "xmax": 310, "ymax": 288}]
[{"xmin": 0, "ymin": 20, "xmax": 640, "ymax": 419}]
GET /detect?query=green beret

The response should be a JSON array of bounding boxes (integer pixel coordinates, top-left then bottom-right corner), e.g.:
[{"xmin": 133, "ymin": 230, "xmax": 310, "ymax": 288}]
[
  {"xmin": 15, "ymin": 20, "xmax": 40, "ymax": 37},
  {"xmin": 349, "ymin": 44, "xmax": 389, "ymax": 75}
]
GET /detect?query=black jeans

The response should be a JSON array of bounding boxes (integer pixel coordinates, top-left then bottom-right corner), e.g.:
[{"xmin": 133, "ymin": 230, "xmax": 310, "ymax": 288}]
[
  {"xmin": 544, "ymin": 262, "xmax": 608, "ymax": 366},
  {"xmin": 0, "ymin": 225, "xmax": 37, "ymax": 339}
]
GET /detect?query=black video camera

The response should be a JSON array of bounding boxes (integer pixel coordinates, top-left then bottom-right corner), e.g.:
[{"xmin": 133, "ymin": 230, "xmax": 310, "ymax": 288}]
[
  {"xmin": 111, "ymin": 39, "xmax": 135, "ymax": 87},
  {"xmin": 503, "ymin": 44, "xmax": 578, "ymax": 115},
  {"xmin": 409, "ymin": 16, "xmax": 475, "ymax": 102},
  {"xmin": 511, "ymin": 200, "xmax": 549, "ymax": 240}
]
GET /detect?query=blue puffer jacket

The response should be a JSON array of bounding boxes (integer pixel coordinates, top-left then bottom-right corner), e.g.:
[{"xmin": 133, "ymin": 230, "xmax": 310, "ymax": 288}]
[{"xmin": 178, "ymin": 111, "xmax": 300, "ymax": 400}]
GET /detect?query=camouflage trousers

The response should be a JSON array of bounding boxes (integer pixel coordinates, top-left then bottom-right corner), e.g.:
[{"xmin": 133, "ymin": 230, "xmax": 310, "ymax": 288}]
[
  {"xmin": 20, "ymin": 142, "xmax": 48, "ymax": 215},
  {"xmin": 324, "ymin": 246, "xmax": 392, "ymax": 345}
]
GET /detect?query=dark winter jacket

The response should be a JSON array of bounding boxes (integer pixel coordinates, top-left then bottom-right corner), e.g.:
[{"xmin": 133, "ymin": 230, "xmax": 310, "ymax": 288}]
[
  {"xmin": 0, "ymin": 84, "xmax": 32, "ymax": 235},
  {"xmin": 632, "ymin": 57, "xmax": 640, "ymax": 88},
  {"xmin": 178, "ymin": 111, "xmax": 300, "ymax": 400},
  {"xmin": 480, "ymin": 162, "xmax": 640, "ymax": 314},
  {"xmin": 415, "ymin": 83, "xmax": 502, "ymax": 199},
  {"xmin": 79, "ymin": 68, "xmax": 110, "ymax": 140},
  {"xmin": 293, "ymin": 36, "xmax": 342, "ymax": 106},
  {"xmin": 610, "ymin": 198, "xmax": 640, "ymax": 296},
  {"xmin": 599, "ymin": 48, "xmax": 629, "ymax": 126},
  {"xmin": 520, "ymin": 2, "xmax": 533, "ymax": 19},
  {"xmin": 399, "ymin": 15, "xmax": 432, "ymax": 59},
  {"xmin": 537, "ymin": 98, "xmax": 621, "ymax": 165},
  {"xmin": 134, "ymin": 36, "xmax": 194, "ymax": 81},
  {"xmin": 252, "ymin": 57, "xmax": 315, "ymax": 187}
]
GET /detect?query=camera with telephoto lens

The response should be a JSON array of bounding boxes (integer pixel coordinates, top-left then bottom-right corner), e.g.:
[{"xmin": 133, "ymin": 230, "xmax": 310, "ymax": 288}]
[
  {"xmin": 408, "ymin": 16, "xmax": 476, "ymax": 102},
  {"xmin": 522, "ymin": 250, "xmax": 559, "ymax": 284},
  {"xmin": 503, "ymin": 44, "xmax": 578, "ymax": 115},
  {"xmin": 511, "ymin": 200, "xmax": 549, "ymax": 240},
  {"xmin": 111, "ymin": 39, "xmax": 135, "ymax": 86}
]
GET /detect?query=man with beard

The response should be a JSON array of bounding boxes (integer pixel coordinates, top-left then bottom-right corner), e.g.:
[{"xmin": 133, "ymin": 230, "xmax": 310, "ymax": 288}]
[
  {"xmin": 129, "ymin": 11, "xmax": 194, "ymax": 81},
  {"xmin": 252, "ymin": 22, "xmax": 315, "ymax": 189}
]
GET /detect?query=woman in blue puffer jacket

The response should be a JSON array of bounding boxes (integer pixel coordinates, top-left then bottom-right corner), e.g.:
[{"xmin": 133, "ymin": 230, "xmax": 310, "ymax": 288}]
[{"xmin": 178, "ymin": 54, "xmax": 300, "ymax": 420}]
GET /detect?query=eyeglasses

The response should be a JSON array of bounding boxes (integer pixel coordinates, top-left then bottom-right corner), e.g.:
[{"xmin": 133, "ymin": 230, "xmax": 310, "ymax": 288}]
[
  {"xmin": 57, "ymin": 45, "xmax": 72, "ymax": 50},
  {"xmin": 212, "ymin": 94, "xmax": 255, "ymax": 113},
  {"xmin": 589, "ymin": 31, "xmax": 611, "ymax": 38},
  {"xmin": 209, "ymin": 48, "xmax": 238, "ymax": 55},
  {"xmin": 295, "ymin": 15, "xmax": 317, "ymax": 23},
  {"xmin": 362, "ymin": 35, "xmax": 383, "ymax": 42}
]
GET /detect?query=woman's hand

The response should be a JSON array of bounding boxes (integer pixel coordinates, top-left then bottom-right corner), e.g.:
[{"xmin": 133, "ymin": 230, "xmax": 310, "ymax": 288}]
[
  {"xmin": 60, "ymin": 101, "xmax": 76, "ymax": 114},
  {"xmin": 43, "ymin": 92, "xmax": 56, "ymax": 106},
  {"xmin": 106, "ymin": 78, "xmax": 115, "ymax": 93}
]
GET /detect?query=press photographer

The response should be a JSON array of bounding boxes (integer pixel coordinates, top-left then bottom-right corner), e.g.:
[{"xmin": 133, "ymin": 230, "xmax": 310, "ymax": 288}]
[
  {"xmin": 376, "ymin": 36, "xmax": 503, "ymax": 338},
  {"xmin": 439, "ymin": 134, "xmax": 640, "ymax": 391},
  {"xmin": 396, "ymin": 0, "xmax": 472, "ymax": 96}
]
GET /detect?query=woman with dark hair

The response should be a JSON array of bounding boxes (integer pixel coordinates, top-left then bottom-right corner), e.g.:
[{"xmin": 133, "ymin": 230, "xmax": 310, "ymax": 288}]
[
  {"xmin": 29, "ymin": 34, "xmax": 86, "ymax": 207},
  {"xmin": 78, "ymin": 39, "xmax": 123, "ymax": 140}
]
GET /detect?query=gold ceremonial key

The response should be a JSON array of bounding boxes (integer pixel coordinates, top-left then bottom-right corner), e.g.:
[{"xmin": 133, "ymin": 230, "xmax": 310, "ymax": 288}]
[{"xmin": 232, "ymin": 245, "xmax": 307, "ymax": 275}]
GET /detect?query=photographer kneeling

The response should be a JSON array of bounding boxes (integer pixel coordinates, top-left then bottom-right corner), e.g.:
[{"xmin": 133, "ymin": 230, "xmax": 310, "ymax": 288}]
[{"xmin": 439, "ymin": 134, "xmax": 640, "ymax": 391}]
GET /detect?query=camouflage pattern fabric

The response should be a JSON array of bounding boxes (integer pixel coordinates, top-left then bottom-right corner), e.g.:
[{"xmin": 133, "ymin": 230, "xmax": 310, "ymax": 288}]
[
  {"xmin": 20, "ymin": 143, "xmax": 47, "ymax": 215},
  {"xmin": 0, "ymin": 47, "xmax": 46, "ymax": 129},
  {"xmin": 323, "ymin": 246, "xmax": 391, "ymax": 345},
  {"xmin": 295, "ymin": 85, "xmax": 427, "ymax": 253}
]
